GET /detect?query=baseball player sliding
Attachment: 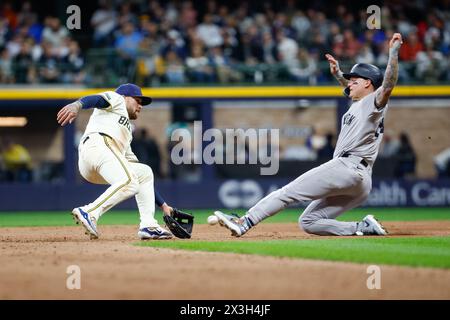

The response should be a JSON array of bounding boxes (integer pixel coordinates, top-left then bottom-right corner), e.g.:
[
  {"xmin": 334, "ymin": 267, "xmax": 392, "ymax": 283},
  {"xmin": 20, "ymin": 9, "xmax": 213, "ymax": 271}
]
[
  {"xmin": 215, "ymin": 33, "xmax": 403, "ymax": 237},
  {"xmin": 57, "ymin": 83, "xmax": 173, "ymax": 240}
]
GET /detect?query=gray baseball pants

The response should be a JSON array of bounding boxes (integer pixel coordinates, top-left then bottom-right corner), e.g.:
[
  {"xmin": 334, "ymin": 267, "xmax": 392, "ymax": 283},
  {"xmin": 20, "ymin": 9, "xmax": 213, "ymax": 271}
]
[{"xmin": 246, "ymin": 156, "xmax": 372, "ymax": 235}]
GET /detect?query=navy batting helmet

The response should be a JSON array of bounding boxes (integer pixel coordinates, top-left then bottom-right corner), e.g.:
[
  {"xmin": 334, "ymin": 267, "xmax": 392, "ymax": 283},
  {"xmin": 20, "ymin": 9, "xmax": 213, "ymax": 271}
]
[{"xmin": 342, "ymin": 63, "xmax": 383, "ymax": 97}]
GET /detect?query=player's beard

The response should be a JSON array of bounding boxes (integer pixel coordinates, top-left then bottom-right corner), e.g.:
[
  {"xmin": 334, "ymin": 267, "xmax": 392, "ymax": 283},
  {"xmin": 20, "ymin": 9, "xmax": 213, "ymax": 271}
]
[
  {"xmin": 128, "ymin": 108, "xmax": 139, "ymax": 120},
  {"xmin": 129, "ymin": 112, "xmax": 138, "ymax": 120}
]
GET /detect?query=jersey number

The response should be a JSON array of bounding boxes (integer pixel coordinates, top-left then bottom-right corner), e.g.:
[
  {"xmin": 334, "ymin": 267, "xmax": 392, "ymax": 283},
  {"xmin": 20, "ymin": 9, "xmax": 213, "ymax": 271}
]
[{"xmin": 375, "ymin": 118, "xmax": 384, "ymax": 138}]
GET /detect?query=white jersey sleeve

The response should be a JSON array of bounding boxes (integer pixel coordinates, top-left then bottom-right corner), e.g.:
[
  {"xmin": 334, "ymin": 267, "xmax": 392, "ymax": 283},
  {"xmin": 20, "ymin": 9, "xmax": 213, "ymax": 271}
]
[{"xmin": 83, "ymin": 91, "xmax": 133, "ymax": 153}]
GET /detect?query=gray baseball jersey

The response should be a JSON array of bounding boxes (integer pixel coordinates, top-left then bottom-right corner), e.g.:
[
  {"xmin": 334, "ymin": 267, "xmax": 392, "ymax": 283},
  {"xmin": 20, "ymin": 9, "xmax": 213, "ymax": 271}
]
[
  {"xmin": 245, "ymin": 89, "xmax": 388, "ymax": 236},
  {"xmin": 334, "ymin": 89, "xmax": 388, "ymax": 167}
]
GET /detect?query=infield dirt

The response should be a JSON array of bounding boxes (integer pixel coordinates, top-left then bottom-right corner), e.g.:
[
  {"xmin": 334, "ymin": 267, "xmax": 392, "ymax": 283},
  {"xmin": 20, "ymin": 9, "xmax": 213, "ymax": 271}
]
[{"xmin": 1, "ymin": 221, "xmax": 449, "ymax": 299}]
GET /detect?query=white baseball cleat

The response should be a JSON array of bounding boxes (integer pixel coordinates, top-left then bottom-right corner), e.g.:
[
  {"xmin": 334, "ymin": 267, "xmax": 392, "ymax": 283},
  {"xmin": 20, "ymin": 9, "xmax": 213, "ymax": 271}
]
[
  {"xmin": 138, "ymin": 226, "xmax": 173, "ymax": 240},
  {"xmin": 213, "ymin": 211, "xmax": 251, "ymax": 237},
  {"xmin": 71, "ymin": 207, "xmax": 99, "ymax": 239},
  {"xmin": 356, "ymin": 215, "xmax": 388, "ymax": 236}
]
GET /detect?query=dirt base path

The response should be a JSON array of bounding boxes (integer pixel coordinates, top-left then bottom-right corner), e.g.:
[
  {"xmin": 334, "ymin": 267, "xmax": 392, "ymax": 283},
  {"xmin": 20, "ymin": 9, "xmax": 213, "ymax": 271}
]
[{"xmin": 1, "ymin": 221, "xmax": 449, "ymax": 299}]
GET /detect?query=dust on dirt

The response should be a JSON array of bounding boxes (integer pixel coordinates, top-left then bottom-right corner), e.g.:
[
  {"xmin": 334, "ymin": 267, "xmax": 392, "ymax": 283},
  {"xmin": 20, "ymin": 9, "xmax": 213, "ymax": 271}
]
[{"xmin": 1, "ymin": 221, "xmax": 449, "ymax": 299}]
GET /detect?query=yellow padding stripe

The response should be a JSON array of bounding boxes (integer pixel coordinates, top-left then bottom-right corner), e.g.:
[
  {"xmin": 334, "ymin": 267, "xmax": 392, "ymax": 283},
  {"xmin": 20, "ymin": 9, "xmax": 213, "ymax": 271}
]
[
  {"xmin": 88, "ymin": 136, "xmax": 131, "ymax": 213},
  {"xmin": 0, "ymin": 86, "xmax": 450, "ymax": 99}
]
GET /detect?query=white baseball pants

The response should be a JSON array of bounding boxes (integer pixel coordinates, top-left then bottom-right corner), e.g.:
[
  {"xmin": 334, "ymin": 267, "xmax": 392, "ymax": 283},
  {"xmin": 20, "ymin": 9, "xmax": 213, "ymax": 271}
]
[
  {"xmin": 77, "ymin": 133, "xmax": 158, "ymax": 229},
  {"xmin": 246, "ymin": 156, "xmax": 372, "ymax": 235}
]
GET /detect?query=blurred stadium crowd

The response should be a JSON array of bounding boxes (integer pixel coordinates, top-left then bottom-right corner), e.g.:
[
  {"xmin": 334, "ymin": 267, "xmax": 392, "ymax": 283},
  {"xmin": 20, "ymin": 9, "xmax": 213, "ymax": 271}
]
[
  {"xmin": 1, "ymin": 0, "xmax": 450, "ymax": 184},
  {"xmin": 1, "ymin": 0, "xmax": 450, "ymax": 86}
]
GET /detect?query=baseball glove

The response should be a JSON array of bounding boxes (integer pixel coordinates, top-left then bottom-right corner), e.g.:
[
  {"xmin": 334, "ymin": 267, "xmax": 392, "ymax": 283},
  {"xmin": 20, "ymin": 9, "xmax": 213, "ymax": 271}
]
[{"xmin": 163, "ymin": 208, "xmax": 194, "ymax": 239}]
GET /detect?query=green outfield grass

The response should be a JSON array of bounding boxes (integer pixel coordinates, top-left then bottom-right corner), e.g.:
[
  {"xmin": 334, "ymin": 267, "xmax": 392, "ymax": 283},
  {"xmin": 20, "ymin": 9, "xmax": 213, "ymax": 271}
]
[
  {"xmin": 0, "ymin": 207, "xmax": 449, "ymax": 227},
  {"xmin": 137, "ymin": 236, "xmax": 450, "ymax": 269}
]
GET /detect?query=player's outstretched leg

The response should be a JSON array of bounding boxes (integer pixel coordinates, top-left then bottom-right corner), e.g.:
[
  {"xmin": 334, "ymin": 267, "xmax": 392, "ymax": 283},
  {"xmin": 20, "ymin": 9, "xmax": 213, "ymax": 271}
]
[
  {"xmin": 213, "ymin": 184, "xmax": 294, "ymax": 237},
  {"xmin": 128, "ymin": 162, "xmax": 173, "ymax": 240},
  {"xmin": 75, "ymin": 134, "xmax": 141, "ymax": 239},
  {"xmin": 214, "ymin": 159, "xmax": 350, "ymax": 237},
  {"xmin": 213, "ymin": 211, "xmax": 254, "ymax": 237},
  {"xmin": 299, "ymin": 195, "xmax": 388, "ymax": 236}
]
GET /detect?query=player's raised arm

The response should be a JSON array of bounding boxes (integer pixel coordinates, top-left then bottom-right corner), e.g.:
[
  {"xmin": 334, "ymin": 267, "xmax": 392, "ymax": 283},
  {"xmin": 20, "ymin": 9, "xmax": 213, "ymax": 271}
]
[
  {"xmin": 57, "ymin": 95, "xmax": 110, "ymax": 126},
  {"xmin": 325, "ymin": 53, "xmax": 349, "ymax": 88},
  {"xmin": 375, "ymin": 33, "xmax": 403, "ymax": 108},
  {"xmin": 57, "ymin": 100, "xmax": 82, "ymax": 126}
]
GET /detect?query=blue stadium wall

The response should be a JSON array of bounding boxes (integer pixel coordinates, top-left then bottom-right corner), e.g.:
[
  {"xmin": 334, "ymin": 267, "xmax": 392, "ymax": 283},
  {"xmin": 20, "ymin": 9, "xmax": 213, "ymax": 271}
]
[{"xmin": 1, "ymin": 178, "xmax": 450, "ymax": 211}]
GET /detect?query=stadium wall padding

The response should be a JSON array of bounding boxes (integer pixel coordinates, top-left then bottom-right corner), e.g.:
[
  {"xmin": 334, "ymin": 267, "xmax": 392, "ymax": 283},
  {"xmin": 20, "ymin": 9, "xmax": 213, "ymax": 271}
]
[{"xmin": 1, "ymin": 178, "xmax": 449, "ymax": 211}]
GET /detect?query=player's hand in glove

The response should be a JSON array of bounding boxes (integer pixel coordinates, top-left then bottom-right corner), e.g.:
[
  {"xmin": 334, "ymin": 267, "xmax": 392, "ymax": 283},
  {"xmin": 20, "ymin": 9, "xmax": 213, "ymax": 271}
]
[
  {"xmin": 161, "ymin": 203, "xmax": 174, "ymax": 217},
  {"xmin": 163, "ymin": 208, "xmax": 194, "ymax": 239}
]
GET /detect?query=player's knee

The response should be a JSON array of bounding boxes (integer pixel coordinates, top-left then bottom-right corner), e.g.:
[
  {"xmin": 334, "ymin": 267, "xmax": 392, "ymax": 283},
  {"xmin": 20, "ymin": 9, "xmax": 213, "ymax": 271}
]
[
  {"xmin": 299, "ymin": 215, "xmax": 315, "ymax": 234},
  {"xmin": 131, "ymin": 163, "xmax": 154, "ymax": 184},
  {"xmin": 122, "ymin": 177, "xmax": 139, "ymax": 197},
  {"xmin": 141, "ymin": 164, "xmax": 154, "ymax": 183}
]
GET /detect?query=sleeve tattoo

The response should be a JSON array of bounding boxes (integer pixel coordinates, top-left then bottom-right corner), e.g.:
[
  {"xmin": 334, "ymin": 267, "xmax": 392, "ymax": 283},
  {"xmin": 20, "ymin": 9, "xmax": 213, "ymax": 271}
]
[
  {"xmin": 335, "ymin": 70, "xmax": 349, "ymax": 87},
  {"xmin": 375, "ymin": 47, "xmax": 399, "ymax": 108}
]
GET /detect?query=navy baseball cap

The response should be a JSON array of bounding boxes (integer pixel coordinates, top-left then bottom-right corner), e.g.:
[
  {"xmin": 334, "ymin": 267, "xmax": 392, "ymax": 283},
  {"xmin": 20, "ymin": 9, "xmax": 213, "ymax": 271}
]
[{"xmin": 115, "ymin": 83, "xmax": 152, "ymax": 105}]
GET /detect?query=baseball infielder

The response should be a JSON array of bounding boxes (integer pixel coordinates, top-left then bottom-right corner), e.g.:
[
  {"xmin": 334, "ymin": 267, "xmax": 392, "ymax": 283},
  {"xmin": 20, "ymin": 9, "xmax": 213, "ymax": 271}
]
[
  {"xmin": 215, "ymin": 33, "xmax": 403, "ymax": 237},
  {"xmin": 57, "ymin": 83, "xmax": 173, "ymax": 240}
]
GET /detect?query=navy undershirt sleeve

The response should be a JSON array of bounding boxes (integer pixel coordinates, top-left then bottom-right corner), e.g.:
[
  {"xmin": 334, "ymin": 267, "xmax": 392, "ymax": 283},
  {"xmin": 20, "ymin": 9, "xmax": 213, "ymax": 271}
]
[
  {"xmin": 155, "ymin": 189, "xmax": 165, "ymax": 207},
  {"xmin": 79, "ymin": 95, "xmax": 110, "ymax": 109}
]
